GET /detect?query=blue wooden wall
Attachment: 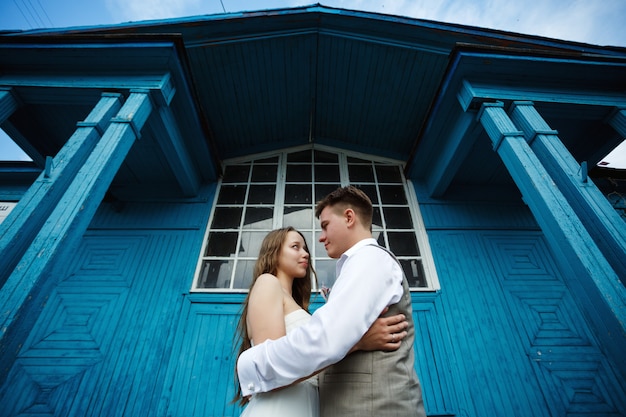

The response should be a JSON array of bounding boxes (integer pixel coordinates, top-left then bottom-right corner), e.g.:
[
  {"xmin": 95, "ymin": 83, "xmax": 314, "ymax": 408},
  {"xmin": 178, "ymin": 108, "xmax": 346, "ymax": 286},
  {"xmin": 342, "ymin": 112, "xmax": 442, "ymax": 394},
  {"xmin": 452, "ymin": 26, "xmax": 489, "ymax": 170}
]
[{"xmin": 1, "ymin": 181, "xmax": 625, "ymax": 416}]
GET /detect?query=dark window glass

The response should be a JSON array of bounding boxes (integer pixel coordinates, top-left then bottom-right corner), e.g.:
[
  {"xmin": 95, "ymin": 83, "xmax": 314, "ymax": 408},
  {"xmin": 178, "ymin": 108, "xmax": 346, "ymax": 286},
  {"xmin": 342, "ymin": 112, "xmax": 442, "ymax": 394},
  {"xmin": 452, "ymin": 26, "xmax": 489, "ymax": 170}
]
[
  {"xmin": 315, "ymin": 165, "xmax": 340, "ymax": 182},
  {"xmin": 354, "ymin": 184, "xmax": 379, "ymax": 204},
  {"xmin": 387, "ymin": 232, "xmax": 419, "ymax": 256},
  {"xmin": 285, "ymin": 184, "xmax": 312, "ymax": 204},
  {"xmin": 315, "ymin": 183, "xmax": 341, "ymax": 201},
  {"xmin": 205, "ymin": 232, "xmax": 238, "ymax": 256},
  {"xmin": 347, "ymin": 156, "xmax": 369, "ymax": 163},
  {"xmin": 376, "ymin": 165, "xmax": 402, "ymax": 183},
  {"xmin": 243, "ymin": 207, "xmax": 274, "ymax": 229},
  {"xmin": 288, "ymin": 150, "xmax": 311, "ymax": 162},
  {"xmin": 348, "ymin": 164, "xmax": 375, "ymax": 182},
  {"xmin": 383, "ymin": 207, "xmax": 414, "ymax": 229},
  {"xmin": 314, "ymin": 150, "xmax": 338, "ymax": 163},
  {"xmin": 211, "ymin": 207, "xmax": 242, "ymax": 228},
  {"xmin": 197, "ymin": 260, "xmax": 232, "ymax": 288},
  {"xmin": 379, "ymin": 185, "xmax": 407, "ymax": 204},
  {"xmin": 400, "ymin": 259, "xmax": 426, "ymax": 287},
  {"xmin": 217, "ymin": 184, "xmax": 247, "ymax": 204},
  {"xmin": 256, "ymin": 156, "xmax": 279, "ymax": 164},
  {"xmin": 372, "ymin": 206, "xmax": 383, "ymax": 228},
  {"xmin": 247, "ymin": 184, "xmax": 276, "ymax": 204},
  {"xmin": 222, "ymin": 165, "xmax": 250, "ymax": 183},
  {"xmin": 376, "ymin": 232, "xmax": 387, "ymax": 248},
  {"xmin": 287, "ymin": 165, "xmax": 312, "ymax": 182},
  {"xmin": 251, "ymin": 164, "xmax": 277, "ymax": 182}
]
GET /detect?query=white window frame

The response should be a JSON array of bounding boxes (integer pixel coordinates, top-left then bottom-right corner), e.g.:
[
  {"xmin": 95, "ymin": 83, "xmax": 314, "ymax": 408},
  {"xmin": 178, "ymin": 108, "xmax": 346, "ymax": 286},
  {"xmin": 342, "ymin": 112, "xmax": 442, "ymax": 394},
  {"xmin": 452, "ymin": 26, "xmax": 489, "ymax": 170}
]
[{"xmin": 191, "ymin": 144, "xmax": 440, "ymax": 292}]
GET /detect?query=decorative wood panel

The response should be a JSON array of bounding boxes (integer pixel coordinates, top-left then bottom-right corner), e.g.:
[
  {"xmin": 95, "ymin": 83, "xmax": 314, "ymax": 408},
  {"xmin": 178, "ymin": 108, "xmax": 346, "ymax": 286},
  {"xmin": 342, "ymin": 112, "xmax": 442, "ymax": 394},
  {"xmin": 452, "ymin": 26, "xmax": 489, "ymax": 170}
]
[
  {"xmin": 483, "ymin": 235, "xmax": 626, "ymax": 417},
  {"xmin": 429, "ymin": 230, "xmax": 626, "ymax": 417},
  {"xmin": 0, "ymin": 229, "xmax": 202, "ymax": 417}
]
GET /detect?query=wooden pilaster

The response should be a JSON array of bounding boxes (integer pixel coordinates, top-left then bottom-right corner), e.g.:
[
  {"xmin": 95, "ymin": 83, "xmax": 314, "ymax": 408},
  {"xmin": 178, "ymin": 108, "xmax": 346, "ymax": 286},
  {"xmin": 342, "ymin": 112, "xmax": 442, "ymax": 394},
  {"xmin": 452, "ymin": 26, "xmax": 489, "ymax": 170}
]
[
  {"xmin": 0, "ymin": 91, "xmax": 152, "ymax": 339},
  {"xmin": 0, "ymin": 93, "xmax": 123, "ymax": 284},
  {"xmin": 509, "ymin": 101, "xmax": 626, "ymax": 282},
  {"xmin": 477, "ymin": 102, "xmax": 626, "ymax": 372}
]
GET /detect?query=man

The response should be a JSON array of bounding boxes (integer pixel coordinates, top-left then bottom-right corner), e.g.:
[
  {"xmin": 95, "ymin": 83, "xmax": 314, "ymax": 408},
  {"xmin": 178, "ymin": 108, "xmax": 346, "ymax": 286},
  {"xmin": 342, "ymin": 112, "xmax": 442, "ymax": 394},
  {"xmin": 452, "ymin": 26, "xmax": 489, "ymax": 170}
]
[{"xmin": 237, "ymin": 186, "xmax": 426, "ymax": 416}]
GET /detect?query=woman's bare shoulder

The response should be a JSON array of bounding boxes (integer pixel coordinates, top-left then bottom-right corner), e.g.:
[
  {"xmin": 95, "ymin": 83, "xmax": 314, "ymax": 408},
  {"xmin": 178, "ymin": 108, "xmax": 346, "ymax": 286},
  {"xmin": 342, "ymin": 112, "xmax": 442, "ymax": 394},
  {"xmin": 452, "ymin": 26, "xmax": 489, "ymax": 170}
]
[{"xmin": 249, "ymin": 273, "xmax": 281, "ymax": 296}]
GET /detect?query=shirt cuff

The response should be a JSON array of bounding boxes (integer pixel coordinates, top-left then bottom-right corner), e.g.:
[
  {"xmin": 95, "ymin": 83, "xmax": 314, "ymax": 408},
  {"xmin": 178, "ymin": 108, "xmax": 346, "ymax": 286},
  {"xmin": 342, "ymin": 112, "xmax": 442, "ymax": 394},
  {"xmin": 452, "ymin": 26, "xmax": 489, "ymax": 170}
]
[{"xmin": 237, "ymin": 344, "xmax": 265, "ymax": 396}]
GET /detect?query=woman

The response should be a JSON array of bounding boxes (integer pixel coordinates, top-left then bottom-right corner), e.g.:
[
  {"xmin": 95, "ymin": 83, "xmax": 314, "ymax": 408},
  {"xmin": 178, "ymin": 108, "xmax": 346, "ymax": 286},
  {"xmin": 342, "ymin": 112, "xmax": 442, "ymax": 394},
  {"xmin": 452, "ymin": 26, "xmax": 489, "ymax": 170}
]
[{"xmin": 234, "ymin": 227, "xmax": 407, "ymax": 416}]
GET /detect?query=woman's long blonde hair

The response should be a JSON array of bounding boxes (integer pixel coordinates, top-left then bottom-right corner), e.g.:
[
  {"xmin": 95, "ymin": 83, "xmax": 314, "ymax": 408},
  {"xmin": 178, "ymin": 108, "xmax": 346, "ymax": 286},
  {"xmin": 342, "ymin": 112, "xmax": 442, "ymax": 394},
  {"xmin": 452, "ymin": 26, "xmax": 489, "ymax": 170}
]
[{"xmin": 233, "ymin": 227, "xmax": 317, "ymax": 405}]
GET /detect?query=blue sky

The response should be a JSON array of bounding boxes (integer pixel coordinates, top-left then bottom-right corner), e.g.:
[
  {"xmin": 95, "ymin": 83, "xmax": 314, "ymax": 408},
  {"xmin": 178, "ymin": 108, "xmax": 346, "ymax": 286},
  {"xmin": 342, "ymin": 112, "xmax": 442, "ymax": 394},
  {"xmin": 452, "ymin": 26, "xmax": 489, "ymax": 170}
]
[{"xmin": 1, "ymin": 0, "xmax": 626, "ymax": 166}]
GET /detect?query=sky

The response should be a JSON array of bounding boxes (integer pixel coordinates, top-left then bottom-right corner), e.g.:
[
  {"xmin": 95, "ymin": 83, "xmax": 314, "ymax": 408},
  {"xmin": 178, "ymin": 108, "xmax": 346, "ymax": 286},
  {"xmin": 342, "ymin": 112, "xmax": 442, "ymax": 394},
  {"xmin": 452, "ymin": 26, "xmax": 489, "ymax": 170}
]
[{"xmin": 1, "ymin": 0, "xmax": 626, "ymax": 167}]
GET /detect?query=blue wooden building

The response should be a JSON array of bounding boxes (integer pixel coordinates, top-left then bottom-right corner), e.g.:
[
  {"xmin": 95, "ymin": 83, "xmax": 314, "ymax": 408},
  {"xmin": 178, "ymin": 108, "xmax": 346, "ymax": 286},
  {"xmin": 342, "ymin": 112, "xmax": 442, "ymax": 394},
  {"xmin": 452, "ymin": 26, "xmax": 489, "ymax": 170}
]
[{"xmin": 1, "ymin": 4, "xmax": 625, "ymax": 416}]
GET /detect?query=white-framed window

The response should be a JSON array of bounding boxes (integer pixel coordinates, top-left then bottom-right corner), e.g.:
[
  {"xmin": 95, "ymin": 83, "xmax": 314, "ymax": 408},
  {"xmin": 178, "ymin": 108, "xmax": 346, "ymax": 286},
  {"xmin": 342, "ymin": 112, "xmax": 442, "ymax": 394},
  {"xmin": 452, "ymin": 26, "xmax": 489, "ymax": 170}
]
[{"xmin": 191, "ymin": 145, "xmax": 440, "ymax": 292}]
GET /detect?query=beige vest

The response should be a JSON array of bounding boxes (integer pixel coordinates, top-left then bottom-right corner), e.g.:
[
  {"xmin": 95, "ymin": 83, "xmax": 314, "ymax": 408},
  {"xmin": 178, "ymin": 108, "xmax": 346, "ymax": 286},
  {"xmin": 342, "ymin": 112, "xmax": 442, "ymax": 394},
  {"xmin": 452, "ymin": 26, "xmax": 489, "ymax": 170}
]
[{"xmin": 319, "ymin": 245, "xmax": 426, "ymax": 417}]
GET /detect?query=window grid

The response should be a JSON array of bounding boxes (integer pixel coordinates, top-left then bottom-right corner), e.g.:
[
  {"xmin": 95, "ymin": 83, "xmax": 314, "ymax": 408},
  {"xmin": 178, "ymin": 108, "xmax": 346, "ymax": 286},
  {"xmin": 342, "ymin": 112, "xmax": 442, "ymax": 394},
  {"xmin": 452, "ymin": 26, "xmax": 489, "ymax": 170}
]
[{"xmin": 191, "ymin": 146, "xmax": 439, "ymax": 292}]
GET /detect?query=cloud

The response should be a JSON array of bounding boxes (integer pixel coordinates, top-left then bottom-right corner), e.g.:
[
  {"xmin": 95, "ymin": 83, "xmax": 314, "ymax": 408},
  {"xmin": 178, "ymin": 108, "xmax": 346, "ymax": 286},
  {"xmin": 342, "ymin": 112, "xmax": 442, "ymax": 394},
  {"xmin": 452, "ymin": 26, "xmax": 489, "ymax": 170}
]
[
  {"xmin": 330, "ymin": 0, "xmax": 626, "ymax": 47},
  {"xmin": 104, "ymin": 0, "xmax": 626, "ymax": 47}
]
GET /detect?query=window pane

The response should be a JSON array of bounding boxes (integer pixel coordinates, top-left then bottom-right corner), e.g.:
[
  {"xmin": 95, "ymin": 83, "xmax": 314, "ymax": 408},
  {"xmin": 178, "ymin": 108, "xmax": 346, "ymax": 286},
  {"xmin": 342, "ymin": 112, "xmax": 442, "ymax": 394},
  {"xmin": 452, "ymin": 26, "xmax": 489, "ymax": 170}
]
[
  {"xmin": 205, "ymin": 232, "xmax": 238, "ymax": 256},
  {"xmin": 288, "ymin": 150, "xmax": 311, "ymax": 162},
  {"xmin": 314, "ymin": 150, "xmax": 338, "ymax": 163},
  {"xmin": 286, "ymin": 165, "xmax": 312, "ymax": 182},
  {"xmin": 355, "ymin": 184, "xmax": 379, "ymax": 204},
  {"xmin": 256, "ymin": 156, "xmax": 279, "ymax": 164},
  {"xmin": 383, "ymin": 207, "xmax": 413, "ymax": 229},
  {"xmin": 314, "ymin": 165, "xmax": 340, "ymax": 182},
  {"xmin": 387, "ymin": 232, "xmax": 419, "ymax": 256},
  {"xmin": 348, "ymin": 164, "xmax": 374, "ymax": 182},
  {"xmin": 197, "ymin": 260, "xmax": 233, "ymax": 289},
  {"xmin": 300, "ymin": 230, "xmax": 315, "ymax": 254},
  {"xmin": 248, "ymin": 184, "xmax": 276, "ymax": 204},
  {"xmin": 347, "ymin": 155, "xmax": 369, "ymax": 163},
  {"xmin": 211, "ymin": 207, "xmax": 242, "ymax": 229},
  {"xmin": 372, "ymin": 206, "xmax": 383, "ymax": 228},
  {"xmin": 243, "ymin": 207, "xmax": 274, "ymax": 229},
  {"xmin": 379, "ymin": 185, "xmax": 407, "ymax": 204},
  {"xmin": 314, "ymin": 238, "xmax": 326, "ymax": 258},
  {"xmin": 315, "ymin": 259, "xmax": 337, "ymax": 288},
  {"xmin": 376, "ymin": 165, "xmax": 402, "ymax": 183},
  {"xmin": 222, "ymin": 165, "xmax": 250, "ymax": 183},
  {"xmin": 400, "ymin": 259, "xmax": 426, "ymax": 288},
  {"xmin": 217, "ymin": 185, "xmax": 247, "ymax": 204},
  {"xmin": 375, "ymin": 232, "xmax": 387, "ymax": 248},
  {"xmin": 239, "ymin": 231, "xmax": 267, "ymax": 257},
  {"xmin": 234, "ymin": 260, "xmax": 255, "ymax": 289},
  {"xmin": 251, "ymin": 164, "xmax": 277, "ymax": 182},
  {"xmin": 285, "ymin": 184, "xmax": 312, "ymax": 204},
  {"xmin": 315, "ymin": 183, "xmax": 341, "ymax": 201},
  {"xmin": 284, "ymin": 206, "xmax": 313, "ymax": 230}
]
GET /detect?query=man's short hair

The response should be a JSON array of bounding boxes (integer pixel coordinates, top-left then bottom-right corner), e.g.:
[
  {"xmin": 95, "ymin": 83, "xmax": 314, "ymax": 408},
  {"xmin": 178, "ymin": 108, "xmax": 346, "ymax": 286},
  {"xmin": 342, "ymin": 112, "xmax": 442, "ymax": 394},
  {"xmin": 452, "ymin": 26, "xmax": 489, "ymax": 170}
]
[{"xmin": 315, "ymin": 186, "xmax": 373, "ymax": 228}]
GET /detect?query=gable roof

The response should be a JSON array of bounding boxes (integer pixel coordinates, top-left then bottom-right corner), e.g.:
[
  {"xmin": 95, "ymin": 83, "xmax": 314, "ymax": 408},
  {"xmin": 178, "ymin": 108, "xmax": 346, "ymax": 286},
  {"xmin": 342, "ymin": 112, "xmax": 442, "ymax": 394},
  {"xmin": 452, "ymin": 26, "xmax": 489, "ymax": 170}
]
[{"xmin": 1, "ymin": 4, "xmax": 625, "ymax": 198}]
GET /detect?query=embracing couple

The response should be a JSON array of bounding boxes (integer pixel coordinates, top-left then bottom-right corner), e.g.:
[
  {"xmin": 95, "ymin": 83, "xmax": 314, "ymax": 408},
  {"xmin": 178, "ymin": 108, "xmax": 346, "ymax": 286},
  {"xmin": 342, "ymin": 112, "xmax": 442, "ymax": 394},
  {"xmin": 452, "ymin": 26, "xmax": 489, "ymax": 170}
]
[{"xmin": 234, "ymin": 186, "xmax": 427, "ymax": 417}]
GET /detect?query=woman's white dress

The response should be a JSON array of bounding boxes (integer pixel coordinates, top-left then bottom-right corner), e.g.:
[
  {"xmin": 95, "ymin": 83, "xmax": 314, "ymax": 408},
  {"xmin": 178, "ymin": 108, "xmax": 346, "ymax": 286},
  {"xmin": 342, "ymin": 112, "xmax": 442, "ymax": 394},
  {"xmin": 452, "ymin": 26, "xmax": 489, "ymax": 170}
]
[{"xmin": 239, "ymin": 309, "xmax": 319, "ymax": 417}]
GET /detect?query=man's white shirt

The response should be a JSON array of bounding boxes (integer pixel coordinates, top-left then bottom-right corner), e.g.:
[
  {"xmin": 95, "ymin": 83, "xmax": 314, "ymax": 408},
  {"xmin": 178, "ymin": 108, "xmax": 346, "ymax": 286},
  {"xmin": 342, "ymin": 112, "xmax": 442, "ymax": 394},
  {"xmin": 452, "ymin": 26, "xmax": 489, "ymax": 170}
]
[{"xmin": 237, "ymin": 238, "xmax": 404, "ymax": 396}]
